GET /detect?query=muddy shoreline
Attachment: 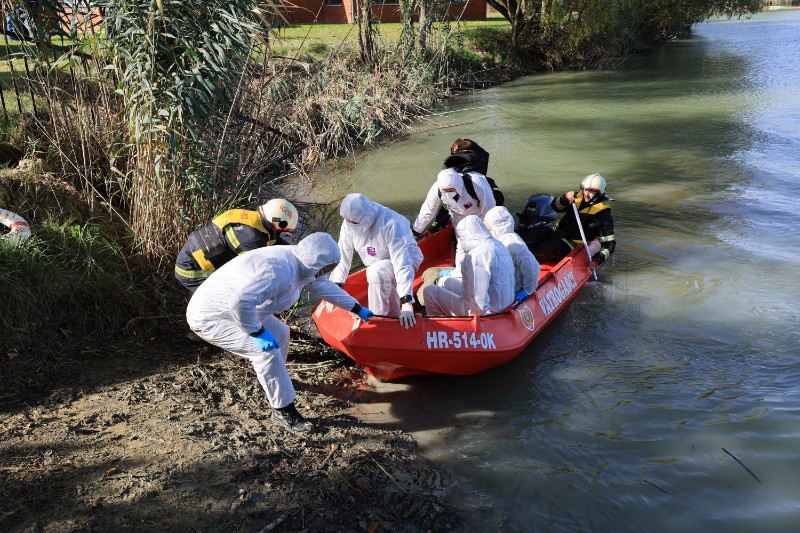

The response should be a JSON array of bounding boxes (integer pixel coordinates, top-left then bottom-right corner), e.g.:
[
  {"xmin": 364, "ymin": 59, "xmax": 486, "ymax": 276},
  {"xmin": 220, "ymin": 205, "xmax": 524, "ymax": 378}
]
[{"xmin": 0, "ymin": 325, "xmax": 464, "ymax": 532}]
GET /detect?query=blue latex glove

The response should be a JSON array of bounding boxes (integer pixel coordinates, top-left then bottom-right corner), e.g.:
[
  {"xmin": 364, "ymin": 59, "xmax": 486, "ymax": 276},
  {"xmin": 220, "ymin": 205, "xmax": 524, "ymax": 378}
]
[
  {"xmin": 438, "ymin": 269, "xmax": 453, "ymax": 278},
  {"xmin": 357, "ymin": 306, "xmax": 374, "ymax": 322},
  {"xmin": 252, "ymin": 329, "xmax": 280, "ymax": 351},
  {"xmin": 514, "ymin": 289, "xmax": 530, "ymax": 302}
]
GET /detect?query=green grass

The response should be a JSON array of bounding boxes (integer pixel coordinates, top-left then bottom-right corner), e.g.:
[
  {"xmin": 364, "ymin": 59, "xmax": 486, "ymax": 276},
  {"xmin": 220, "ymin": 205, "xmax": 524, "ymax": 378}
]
[
  {"xmin": 0, "ymin": 217, "xmax": 153, "ymax": 358},
  {"xmin": 270, "ymin": 18, "xmax": 510, "ymax": 59}
]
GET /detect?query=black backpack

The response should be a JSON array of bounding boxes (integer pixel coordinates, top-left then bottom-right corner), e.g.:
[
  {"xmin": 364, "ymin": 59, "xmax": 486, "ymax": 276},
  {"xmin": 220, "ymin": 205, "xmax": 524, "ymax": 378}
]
[
  {"xmin": 426, "ymin": 141, "xmax": 504, "ymax": 234},
  {"xmin": 462, "ymin": 173, "xmax": 504, "ymax": 207},
  {"xmin": 442, "ymin": 139, "xmax": 504, "ymax": 207}
]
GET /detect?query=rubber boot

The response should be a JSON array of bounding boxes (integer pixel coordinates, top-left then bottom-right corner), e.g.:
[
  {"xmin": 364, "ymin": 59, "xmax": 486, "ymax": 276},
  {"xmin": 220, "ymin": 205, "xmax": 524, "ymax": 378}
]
[{"xmin": 272, "ymin": 402, "xmax": 313, "ymax": 433}]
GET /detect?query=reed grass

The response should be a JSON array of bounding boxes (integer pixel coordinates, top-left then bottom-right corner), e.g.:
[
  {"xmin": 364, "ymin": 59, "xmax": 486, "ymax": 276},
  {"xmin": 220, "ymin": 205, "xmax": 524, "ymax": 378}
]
[{"xmin": 1, "ymin": 2, "xmax": 515, "ymax": 272}]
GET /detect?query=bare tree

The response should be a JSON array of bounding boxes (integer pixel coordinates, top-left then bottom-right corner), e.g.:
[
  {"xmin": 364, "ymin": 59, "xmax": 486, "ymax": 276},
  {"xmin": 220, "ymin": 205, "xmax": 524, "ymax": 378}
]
[
  {"xmin": 356, "ymin": 0, "xmax": 378, "ymax": 64},
  {"xmin": 484, "ymin": 0, "xmax": 536, "ymax": 51}
]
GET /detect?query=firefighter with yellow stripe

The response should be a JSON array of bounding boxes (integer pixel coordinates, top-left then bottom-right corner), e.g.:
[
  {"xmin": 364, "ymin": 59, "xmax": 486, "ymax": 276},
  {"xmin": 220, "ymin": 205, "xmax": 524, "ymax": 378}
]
[
  {"xmin": 175, "ymin": 199, "xmax": 299, "ymax": 291},
  {"xmin": 519, "ymin": 173, "xmax": 616, "ymax": 269}
]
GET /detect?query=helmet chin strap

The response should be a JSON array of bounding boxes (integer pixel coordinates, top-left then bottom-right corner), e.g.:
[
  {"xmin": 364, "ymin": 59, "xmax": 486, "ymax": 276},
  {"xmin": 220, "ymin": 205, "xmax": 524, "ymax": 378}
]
[
  {"xmin": 580, "ymin": 189, "xmax": 604, "ymax": 206},
  {"xmin": 585, "ymin": 195, "xmax": 601, "ymax": 206}
]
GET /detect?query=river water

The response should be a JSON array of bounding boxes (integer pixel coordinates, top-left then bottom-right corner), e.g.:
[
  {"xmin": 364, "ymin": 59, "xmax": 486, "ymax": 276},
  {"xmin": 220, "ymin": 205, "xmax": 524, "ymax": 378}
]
[{"xmin": 331, "ymin": 10, "xmax": 800, "ymax": 531}]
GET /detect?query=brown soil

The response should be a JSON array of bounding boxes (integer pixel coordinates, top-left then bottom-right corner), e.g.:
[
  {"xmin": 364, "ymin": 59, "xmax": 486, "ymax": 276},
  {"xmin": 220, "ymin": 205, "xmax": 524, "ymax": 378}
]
[{"xmin": 0, "ymin": 328, "xmax": 463, "ymax": 532}]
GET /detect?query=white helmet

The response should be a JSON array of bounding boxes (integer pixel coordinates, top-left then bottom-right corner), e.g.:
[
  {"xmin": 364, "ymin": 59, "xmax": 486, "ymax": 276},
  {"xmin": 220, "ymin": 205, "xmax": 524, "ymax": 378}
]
[
  {"xmin": 580, "ymin": 173, "xmax": 606, "ymax": 194},
  {"xmin": 258, "ymin": 198, "xmax": 298, "ymax": 232}
]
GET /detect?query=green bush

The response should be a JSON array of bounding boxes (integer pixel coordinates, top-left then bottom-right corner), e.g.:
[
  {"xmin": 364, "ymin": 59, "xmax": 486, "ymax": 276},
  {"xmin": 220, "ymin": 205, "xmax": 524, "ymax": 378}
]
[{"xmin": 463, "ymin": 26, "xmax": 514, "ymax": 66}]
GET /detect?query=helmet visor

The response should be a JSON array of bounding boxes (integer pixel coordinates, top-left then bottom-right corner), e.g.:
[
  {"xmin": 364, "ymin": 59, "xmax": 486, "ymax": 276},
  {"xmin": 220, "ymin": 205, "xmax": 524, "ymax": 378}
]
[{"xmin": 271, "ymin": 217, "xmax": 289, "ymax": 230}]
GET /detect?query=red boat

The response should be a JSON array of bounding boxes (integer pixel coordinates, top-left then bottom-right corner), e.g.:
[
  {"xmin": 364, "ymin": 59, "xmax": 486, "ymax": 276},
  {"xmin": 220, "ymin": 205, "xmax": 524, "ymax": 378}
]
[{"xmin": 312, "ymin": 223, "xmax": 595, "ymax": 381}]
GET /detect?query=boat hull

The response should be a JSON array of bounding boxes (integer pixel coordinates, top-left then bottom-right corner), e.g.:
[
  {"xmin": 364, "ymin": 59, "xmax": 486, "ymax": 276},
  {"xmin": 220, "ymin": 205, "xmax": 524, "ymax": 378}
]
[{"xmin": 313, "ymin": 225, "xmax": 593, "ymax": 381}]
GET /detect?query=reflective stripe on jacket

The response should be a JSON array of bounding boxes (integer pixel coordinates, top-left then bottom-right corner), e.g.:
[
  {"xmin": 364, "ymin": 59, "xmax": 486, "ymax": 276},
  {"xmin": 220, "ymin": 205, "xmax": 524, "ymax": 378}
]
[
  {"xmin": 553, "ymin": 191, "xmax": 616, "ymax": 264},
  {"xmin": 175, "ymin": 209, "xmax": 283, "ymax": 289}
]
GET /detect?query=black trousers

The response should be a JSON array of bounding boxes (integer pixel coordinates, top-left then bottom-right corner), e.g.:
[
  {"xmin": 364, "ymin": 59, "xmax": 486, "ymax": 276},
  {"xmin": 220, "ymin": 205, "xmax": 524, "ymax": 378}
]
[{"xmin": 517, "ymin": 227, "xmax": 572, "ymax": 264}]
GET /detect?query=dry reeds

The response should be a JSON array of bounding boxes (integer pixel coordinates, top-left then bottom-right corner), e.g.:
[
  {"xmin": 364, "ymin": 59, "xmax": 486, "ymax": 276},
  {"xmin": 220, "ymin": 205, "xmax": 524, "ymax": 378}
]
[{"xmin": 3, "ymin": 1, "xmax": 497, "ymax": 268}]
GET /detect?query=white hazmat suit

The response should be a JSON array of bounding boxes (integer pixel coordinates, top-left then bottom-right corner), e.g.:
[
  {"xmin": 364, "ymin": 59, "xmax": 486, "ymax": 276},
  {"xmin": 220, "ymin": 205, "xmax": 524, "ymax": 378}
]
[
  {"xmin": 414, "ymin": 168, "xmax": 496, "ymax": 270},
  {"xmin": 186, "ymin": 233, "xmax": 360, "ymax": 409},
  {"xmin": 414, "ymin": 168, "xmax": 496, "ymax": 234},
  {"xmin": 423, "ymin": 215, "xmax": 514, "ymax": 316},
  {"xmin": 330, "ymin": 194, "xmax": 423, "ymax": 325},
  {"xmin": 484, "ymin": 206, "xmax": 540, "ymax": 296}
]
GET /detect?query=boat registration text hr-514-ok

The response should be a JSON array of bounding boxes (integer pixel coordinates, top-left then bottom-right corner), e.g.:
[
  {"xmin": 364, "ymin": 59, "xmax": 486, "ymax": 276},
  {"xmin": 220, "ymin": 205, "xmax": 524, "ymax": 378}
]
[{"xmin": 426, "ymin": 331, "xmax": 496, "ymax": 350}]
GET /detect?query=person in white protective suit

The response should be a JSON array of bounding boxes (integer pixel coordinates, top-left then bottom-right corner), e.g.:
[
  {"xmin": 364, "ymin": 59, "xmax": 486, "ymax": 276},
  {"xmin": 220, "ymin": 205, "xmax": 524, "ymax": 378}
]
[
  {"xmin": 186, "ymin": 232, "xmax": 373, "ymax": 433},
  {"xmin": 330, "ymin": 194, "xmax": 424, "ymax": 329},
  {"xmin": 483, "ymin": 206, "xmax": 541, "ymax": 304},
  {"xmin": 414, "ymin": 167, "xmax": 497, "ymax": 272},
  {"xmin": 422, "ymin": 215, "xmax": 514, "ymax": 316},
  {"xmin": 414, "ymin": 167, "xmax": 496, "ymax": 237}
]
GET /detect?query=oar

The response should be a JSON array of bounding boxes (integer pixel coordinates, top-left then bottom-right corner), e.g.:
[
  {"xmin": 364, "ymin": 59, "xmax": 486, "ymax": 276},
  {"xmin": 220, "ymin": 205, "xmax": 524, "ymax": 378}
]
[{"xmin": 571, "ymin": 202, "xmax": 597, "ymax": 281}]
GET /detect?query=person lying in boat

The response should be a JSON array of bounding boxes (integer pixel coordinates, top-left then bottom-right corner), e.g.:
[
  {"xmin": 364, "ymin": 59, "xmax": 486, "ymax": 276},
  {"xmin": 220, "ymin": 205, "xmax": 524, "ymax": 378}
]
[
  {"xmin": 517, "ymin": 173, "xmax": 616, "ymax": 270},
  {"xmin": 423, "ymin": 215, "xmax": 514, "ymax": 316},
  {"xmin": 483, "ymin": 206, "xmax": 540, "ymax": 305},
  {"xmin": 175, "ymin": 198, "xmax": 299, "ymax": 292},
  {"xmin": 423, "ymin": 138, "xmax": 505, "ymax": 234},
  {"xmin": 186, "ymin": 233, "xmax": 373, "ymax": 433},
  {"xmin": 330, "ymin": 194, "xmax": 423, "ymax": 329}
]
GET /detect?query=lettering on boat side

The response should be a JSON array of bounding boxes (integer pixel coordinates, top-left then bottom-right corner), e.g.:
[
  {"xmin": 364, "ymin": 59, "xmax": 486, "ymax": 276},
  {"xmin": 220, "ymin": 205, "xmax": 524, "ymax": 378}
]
[
  {"xmin": 538, "ymin": 272, "xmax": 578, "ymax": 317},
  {"xmin": 425, "ymin": 331, "xmax": 496, "ymax": 350},
  {"xmin": 314, "ymin": 301, "xmax": 336, "ymax": 317}
]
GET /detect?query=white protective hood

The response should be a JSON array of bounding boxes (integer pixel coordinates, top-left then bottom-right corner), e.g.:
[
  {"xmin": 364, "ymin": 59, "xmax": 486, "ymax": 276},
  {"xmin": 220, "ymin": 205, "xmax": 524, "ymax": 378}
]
[
  {"xmin": 456, "ymin": 213, "xmax": 494, "ymax": 253},
  {"xmin": 483, "ymin": 205, "xmax": 516, "ymax": 237},
  {"xmin": 437, "ymin": 168, "xmax": 467, "ymax": 212},
  {"xmin": 331, "ymin": 193, "xmax": 422, "ymax": 299},
  {"xmin": 340, "ymin": 193, "xmax": 378, "ymax": 230},
  {"xmin": 293, "ymin": 232, "xmax": 342, "ymax": 282},
  {"xmin": 484, "ymin": 206, "xmax": 540, "ymax": 294},
  {"xmin": 455, "ymin": 215, "xmax": 515, "ymax": 315}
]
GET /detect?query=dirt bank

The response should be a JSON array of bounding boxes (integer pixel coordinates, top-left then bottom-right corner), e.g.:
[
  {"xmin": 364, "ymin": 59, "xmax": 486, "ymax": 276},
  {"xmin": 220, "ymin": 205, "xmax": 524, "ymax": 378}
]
[{"xmin": 0, "ymin": 326, "xmax": 463, "ymax": 532}]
